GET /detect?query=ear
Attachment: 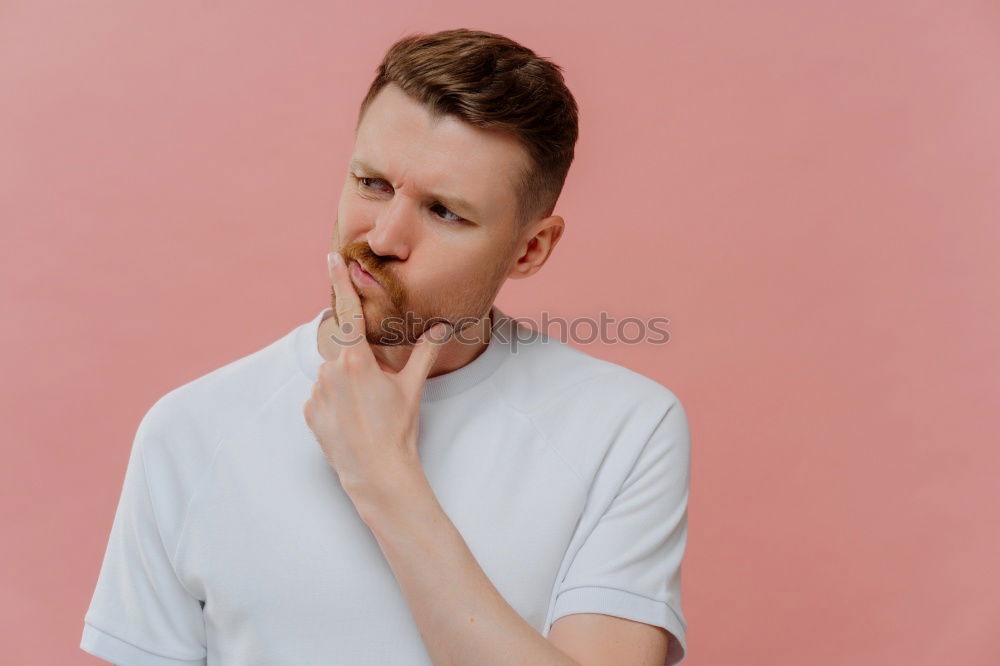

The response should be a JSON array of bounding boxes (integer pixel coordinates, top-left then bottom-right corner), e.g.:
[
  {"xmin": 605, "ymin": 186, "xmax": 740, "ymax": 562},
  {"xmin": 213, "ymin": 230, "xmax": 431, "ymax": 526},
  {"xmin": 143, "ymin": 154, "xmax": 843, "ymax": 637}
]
[{"xmin": 508, "ymin": 215, "xmax": 565, "ymax": 280}]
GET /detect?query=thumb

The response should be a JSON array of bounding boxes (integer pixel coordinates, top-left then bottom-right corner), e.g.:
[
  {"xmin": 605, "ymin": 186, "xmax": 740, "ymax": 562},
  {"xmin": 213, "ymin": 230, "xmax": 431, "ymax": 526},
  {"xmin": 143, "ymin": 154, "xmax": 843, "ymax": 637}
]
[{"xmin": 403, "ymin": 322, "xmax": 453, "ymax": 388}]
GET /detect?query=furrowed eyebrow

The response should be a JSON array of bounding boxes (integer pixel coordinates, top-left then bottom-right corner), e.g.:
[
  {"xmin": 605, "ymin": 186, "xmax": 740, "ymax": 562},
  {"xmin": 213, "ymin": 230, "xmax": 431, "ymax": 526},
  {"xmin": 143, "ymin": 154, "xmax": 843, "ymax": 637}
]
[{"xmin": 348, "ymin": 158, "xmax": 483, "ymax": 221}]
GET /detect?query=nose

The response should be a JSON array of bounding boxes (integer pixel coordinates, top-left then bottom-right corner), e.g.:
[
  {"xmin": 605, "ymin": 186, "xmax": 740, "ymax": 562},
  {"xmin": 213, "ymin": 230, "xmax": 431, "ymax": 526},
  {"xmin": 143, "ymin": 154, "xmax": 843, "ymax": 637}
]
[{"xmin": 365, "ymin": 194, "xmax": 413, "ymax": 261}]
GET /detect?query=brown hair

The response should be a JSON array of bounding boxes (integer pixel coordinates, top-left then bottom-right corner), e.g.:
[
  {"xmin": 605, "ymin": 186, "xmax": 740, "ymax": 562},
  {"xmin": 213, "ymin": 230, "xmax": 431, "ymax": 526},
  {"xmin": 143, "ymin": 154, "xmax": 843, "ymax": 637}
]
[{"xmin": 357, "ymin": 28, "xmax": 579, "ymax": 230}]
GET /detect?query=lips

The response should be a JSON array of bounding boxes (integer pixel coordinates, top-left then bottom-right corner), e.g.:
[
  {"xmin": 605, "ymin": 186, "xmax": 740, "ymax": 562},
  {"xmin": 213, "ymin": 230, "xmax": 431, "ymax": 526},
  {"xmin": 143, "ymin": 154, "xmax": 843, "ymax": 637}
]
[{"xmin": 351, "ymin": 260, "xmax": 381, "ymax": 287}]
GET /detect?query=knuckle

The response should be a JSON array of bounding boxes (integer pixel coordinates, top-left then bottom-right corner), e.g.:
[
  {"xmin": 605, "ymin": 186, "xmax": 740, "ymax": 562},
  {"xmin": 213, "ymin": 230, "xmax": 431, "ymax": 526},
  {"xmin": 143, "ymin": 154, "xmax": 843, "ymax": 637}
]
[{"xmin": 340, "ymin": 349, "xmax": 360, "ymax": 371}]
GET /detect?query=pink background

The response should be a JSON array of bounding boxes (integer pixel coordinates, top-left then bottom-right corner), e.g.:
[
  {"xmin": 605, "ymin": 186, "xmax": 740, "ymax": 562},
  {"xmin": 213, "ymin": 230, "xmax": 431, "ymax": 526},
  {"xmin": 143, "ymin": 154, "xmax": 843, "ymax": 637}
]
[{"xmin": 3, "ymin": 2, "xmax": 998, "ymax": 664}]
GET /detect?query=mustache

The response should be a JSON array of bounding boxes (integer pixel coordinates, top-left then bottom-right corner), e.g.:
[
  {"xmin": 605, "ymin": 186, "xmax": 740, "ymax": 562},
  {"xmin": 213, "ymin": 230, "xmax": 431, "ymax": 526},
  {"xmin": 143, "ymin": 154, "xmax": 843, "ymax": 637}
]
[{"xmin": 340, "ymin": 243, "xmax": 390, "ymax": 284}]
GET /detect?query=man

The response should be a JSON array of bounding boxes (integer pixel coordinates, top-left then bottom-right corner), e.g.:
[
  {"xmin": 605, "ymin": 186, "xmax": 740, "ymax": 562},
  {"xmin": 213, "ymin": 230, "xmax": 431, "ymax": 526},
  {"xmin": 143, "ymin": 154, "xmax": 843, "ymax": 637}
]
[{"xmin": 81, "ymin": 28, "xmax": 691, "ymax": 666}]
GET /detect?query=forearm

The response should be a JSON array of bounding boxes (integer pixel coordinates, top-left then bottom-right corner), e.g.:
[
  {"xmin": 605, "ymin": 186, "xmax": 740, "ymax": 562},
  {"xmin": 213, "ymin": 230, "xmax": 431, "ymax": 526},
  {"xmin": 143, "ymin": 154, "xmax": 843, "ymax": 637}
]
[{"xmin": 350, "ymin": 469, "xmax": 580, "ymax": 666}]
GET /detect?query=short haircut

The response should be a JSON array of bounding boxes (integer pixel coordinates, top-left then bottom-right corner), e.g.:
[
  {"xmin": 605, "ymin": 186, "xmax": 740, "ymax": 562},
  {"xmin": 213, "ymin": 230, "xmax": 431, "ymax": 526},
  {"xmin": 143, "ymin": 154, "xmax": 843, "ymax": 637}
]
[{"xmin": 357, "ymin": 28, "xmax": 579, "ymax": 230}]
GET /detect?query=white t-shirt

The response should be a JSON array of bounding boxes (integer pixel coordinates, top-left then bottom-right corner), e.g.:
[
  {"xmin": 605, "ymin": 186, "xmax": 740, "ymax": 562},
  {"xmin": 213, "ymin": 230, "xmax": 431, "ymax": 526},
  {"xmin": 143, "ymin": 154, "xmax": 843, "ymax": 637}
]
[{"xmin": 81, "ymin": 305, "xmax": 691, "ymax": 665}]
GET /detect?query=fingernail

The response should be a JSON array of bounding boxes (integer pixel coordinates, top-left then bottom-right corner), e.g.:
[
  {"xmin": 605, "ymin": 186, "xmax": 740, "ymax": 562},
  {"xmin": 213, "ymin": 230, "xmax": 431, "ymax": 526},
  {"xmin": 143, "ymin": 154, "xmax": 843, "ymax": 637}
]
[{"xmin": 327, "ymin": 252, "xmax": 342, "ymax": 268}]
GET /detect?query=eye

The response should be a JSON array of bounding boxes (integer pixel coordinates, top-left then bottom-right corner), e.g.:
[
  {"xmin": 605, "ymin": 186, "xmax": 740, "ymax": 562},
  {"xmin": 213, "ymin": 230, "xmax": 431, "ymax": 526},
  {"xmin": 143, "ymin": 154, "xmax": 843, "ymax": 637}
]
[
  {"xmin": 357, "ymin": 176, "xmax": 391, "ymax": 194},
  {"xmin": 430, "ymin": 203, "xmax": 464, "ymax": 223}
]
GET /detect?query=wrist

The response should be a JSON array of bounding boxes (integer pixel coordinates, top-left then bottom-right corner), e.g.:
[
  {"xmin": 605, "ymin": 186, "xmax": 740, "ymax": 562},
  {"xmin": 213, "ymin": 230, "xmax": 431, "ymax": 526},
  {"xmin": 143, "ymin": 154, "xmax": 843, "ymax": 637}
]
[{"xmin": 346, "ymin": 460, "xmax": 429, "ymax": 526}]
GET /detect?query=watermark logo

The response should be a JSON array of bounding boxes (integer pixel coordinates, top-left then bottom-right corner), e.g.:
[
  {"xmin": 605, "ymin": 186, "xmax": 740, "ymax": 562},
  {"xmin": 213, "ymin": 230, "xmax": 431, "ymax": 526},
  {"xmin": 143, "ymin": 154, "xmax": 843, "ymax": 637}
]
[{"xmin": 328, "ymin": 311, "xmax": 671, "ymax": 351}]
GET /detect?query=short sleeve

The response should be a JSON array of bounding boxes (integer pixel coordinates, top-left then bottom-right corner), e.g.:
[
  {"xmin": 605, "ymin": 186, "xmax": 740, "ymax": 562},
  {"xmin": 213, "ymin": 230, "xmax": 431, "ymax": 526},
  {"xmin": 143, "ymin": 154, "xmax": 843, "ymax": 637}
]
[
  {"xmin": 81, "ymin": 410, "xmax": 208, "ymax": 665},
  {"xmin": 550, "ymin": 397, "xmax": 691, "ymax": 666}
]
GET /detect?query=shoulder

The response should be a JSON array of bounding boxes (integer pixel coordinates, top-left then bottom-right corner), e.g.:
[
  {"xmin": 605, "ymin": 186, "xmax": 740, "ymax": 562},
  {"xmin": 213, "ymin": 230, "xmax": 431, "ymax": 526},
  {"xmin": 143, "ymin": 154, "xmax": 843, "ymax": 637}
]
[
  {"xmin": 489, "ymin": 323, "xmax": 687, "ymax": 479},
  {"xmin": 494, "ymin": 322, "xmax": 682, "ymax": 417},
  {"xmin": 135, "ymin": 321, "xmax": 302, "ymax": 465}
]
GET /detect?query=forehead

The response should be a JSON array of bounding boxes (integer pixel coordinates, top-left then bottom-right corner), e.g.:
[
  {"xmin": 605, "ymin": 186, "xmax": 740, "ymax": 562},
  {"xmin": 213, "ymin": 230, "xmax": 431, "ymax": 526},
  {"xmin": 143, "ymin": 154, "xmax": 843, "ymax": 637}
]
[{"xmin": 353, "ymin": 84, "xmax": 528, "ymax": 221}]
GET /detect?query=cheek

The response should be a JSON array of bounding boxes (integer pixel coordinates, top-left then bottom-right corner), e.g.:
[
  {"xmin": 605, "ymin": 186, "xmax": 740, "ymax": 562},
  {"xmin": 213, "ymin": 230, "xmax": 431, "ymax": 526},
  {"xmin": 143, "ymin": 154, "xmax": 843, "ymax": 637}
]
[
  {"xmin": 437, "ymin": 253, "xmax": 501, "ymax": 288},
  {"xmin": 338, "ymin": 198, "xmax": 376, "ymax": 237}
]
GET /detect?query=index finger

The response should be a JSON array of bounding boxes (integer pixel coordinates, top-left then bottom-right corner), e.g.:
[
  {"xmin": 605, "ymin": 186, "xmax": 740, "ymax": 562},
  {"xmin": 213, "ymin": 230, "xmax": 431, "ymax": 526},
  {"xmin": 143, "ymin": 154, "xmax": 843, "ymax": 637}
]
[{"xmin": 327, "ymin": 251, "xmax": 366, "ymax": 348}]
